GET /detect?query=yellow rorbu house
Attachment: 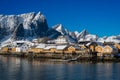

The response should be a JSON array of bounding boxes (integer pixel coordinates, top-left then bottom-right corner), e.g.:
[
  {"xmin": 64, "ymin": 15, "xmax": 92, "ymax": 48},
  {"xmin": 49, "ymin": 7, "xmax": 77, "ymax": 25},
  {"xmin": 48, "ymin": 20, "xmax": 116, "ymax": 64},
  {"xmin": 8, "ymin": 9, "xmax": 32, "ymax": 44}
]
[
  {"xmin": 104, "ymin": 45, "xmax": 118, "ymax": 54},
  {"xmin": 95, "ymin": 45, "xmax": 104, "ymax": 53},
  {"xmin": 55, "ymin": 45, "xmax": 67, "ymax": 53},
  {"xmin": 95, "ymin": 45, "xmax": 118, "ymax": 57},
  {"xmin": 95, "ymin": 45, "xmax": 104, "ymax": 57},
  {"xmin": 43, "ymin": 45, "xmax": 56, "ymax": 53},
  {"xmin": 63, "ymin": 45, "xmax": 84, "ymax": 54},
  {"xmin": 64, "ymin": 46, "xmax": 76, "ymax": 54},
  {"xmin": 43, "ymin": 45, "xmax": 68, "ymax": 53},
  {"xmin": 10, "ymin": 47, "xmax": 16, "ymax": 53},
  {"xmin": 114, "ymin": 44, "xmax": 120, "ymax": 52},
  {"xmin": 28, "ymin": 44, "xmax": 45, "ymax": 53},
  {"xmin": 1, "ymin": 47, "xmax": 16, "ymax": 53},
  {"xmin": 28, "ymin": 48, "xmax": 42, "ymax": 53},
  {"xmin": 1, "ymin": 47, "xmax": 9, "ymax": 53},
  {"xmin": 86, "ymin": 42, "xmax": 98, "ymax": 53}
]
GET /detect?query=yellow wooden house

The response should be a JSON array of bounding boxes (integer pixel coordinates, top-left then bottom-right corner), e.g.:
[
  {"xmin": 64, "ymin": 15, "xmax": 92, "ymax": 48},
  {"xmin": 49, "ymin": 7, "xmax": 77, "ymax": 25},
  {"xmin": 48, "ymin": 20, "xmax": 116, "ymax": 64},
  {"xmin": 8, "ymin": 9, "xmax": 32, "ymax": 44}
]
[
  {"xmin": 43, "ymin": 45, "xmax": 56, "ymax": 53},
  {"xmin": 10, "ymin": 47, "xmax": 16, "ymax": 53},
  {"xmin": 95, "ymin": 45, "xmax": 104, "ymax": 53},
  {"xmin": 28, "ymin": 48, "xmax": 43, "ymax": 53},
  {"xmin": 55, "ymin": 45, "xmax": 67, "ymax": 53},
  {"xmin": 64, "ymin": 46, "xmax": 76, "ymax": 54},
  {"xmin": 104, "ymin": 45, "xmax": 118, "ymax": 54},
  {"xmin": 114, "ymin": 44, "xmax": 120, "ymax": 52},
  {"xmin": 1, "ymin": 47, "xmax": 16, "ymax": 53},
  {"xmin": 28, "ymin": 44, "xmax": 46, "ymax": 53},
  {"xmin": 89, "ymin": 45, "xmax": 95, "ymax": 52},
  {"xmin": 86, "ymin": 42, "xmax": 98, "ymax": 53},
  {"xmin": 1, "ymin": 47, "xmax": 9, "ymax": 53}
]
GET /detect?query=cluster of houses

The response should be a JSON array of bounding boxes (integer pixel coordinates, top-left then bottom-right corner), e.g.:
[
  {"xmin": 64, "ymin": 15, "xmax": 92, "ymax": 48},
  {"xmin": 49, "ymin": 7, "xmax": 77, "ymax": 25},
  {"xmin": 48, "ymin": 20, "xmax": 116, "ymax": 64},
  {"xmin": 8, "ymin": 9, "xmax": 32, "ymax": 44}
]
[
  {"xmin": 0, "ymin": 36, "xmax": 120, "ymax": 58},
  {"xmin": 88, "ymin": 42, "xmax": 120, "ymax": 57},
  {"xmin": 0, "ymin": 41, "xmax": 120, "ymax": 57},
  {"xmin": 0, "ymin": 42, "xmax": 89, "ymax": 55}
]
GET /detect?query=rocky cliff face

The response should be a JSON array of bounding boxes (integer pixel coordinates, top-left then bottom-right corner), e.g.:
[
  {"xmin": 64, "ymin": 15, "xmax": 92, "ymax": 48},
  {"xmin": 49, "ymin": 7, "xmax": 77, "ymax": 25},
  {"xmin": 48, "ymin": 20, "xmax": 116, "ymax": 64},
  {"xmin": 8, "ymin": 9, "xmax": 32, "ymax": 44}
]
[{"xmin": 0, "ymin": 12, "xmax": 49, "ymax": 41}]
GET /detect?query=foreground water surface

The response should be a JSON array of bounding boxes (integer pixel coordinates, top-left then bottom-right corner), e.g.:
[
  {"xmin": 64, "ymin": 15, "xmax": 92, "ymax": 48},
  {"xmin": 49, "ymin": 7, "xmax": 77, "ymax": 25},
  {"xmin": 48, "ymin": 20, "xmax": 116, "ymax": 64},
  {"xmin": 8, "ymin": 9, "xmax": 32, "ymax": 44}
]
[{"xmin": 0, "ymin": 55, "xmax": 120, "ymax": 80}]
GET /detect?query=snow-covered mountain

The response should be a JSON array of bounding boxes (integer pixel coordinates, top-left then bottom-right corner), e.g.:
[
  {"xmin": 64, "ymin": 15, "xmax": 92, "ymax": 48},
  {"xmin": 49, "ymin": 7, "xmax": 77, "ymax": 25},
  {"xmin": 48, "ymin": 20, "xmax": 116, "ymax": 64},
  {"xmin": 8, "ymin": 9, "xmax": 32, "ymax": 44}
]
[
  {"xmin": 75, "ymin": 29, "xmax": 98, "ymax": 42},
  {"xmin": 47, "ymin": 24, "xmax": 77, "ymax": 43},
  {"xmin": 98, "ymin": 35, "xmax": 120, "ymax": 43},
  {"xmin": 0, "ymin": 12, "xmax": 48, "ymax": 41},
  {"xmin": 0, "ymin": 11, "xmax": 120, "ymax": 45},
  {"xmin": 53, "ymin": 24, "xmax": 67, "ymax": 35}
]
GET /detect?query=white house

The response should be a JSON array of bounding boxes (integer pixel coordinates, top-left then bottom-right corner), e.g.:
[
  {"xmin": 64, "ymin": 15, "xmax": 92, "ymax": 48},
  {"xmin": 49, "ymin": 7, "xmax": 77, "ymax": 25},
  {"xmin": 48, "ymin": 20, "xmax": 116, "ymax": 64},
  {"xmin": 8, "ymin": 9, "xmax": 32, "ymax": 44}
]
[{"xmin": 55, "ymin": 36, "xmax": 68, "ymax": 44}]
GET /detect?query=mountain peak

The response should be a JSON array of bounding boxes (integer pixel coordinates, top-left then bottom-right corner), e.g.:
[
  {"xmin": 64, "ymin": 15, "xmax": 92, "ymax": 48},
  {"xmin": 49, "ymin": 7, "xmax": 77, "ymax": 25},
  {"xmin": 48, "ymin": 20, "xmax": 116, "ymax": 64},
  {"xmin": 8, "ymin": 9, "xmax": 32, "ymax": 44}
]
[
  {"xmin": 77, "ymin": 29, "xmax": 89, "ymax": 38},
  {"xmin": 53, "ymin": 24, "xmax": 67, "ymax": 35},
  {"xmin": 55, "ymin": 24, "xmax": 63, "ymax": 31},
  {"xmin": 0, "ymin": 12, "xmax": 49, "ymax": 41},
  {"xmin": 81, "ymin": 29, "xmax": 89, "ymax": 35},
  {"xmin": 76, "ymin": 29, "xmax": 98, "ymax": 42}
]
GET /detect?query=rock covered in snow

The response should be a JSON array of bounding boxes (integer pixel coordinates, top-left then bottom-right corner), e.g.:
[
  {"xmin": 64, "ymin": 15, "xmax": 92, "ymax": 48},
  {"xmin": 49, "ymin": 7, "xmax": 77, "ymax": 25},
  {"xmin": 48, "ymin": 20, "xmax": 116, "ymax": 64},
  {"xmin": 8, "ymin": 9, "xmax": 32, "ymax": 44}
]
[
  {"xmin": 75, "ymin": 29, "xmax": 98, "ymax": 42},
  {"xmin": 0, "ymin": 11, "xmax": 120, "ymax": 46},
  {"xmin": 47, "ymin": 24, "xmax": 77, "ymax": 43},
  {"xmin": 0, "ymin": 12, "xmax": 48, "ymax": 41},
  {"xmin": 97, "ymin": 35, "xmax": 120, "ymax": 43}
]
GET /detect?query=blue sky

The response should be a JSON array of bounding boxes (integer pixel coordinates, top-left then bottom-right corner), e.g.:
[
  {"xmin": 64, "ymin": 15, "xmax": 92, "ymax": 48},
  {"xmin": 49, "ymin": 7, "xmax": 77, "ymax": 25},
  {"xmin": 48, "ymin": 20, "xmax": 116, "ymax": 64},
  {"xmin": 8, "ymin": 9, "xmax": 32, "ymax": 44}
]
[{"xmin": 0, "ymin": 0, "xmax": 120, "ymax": 37}]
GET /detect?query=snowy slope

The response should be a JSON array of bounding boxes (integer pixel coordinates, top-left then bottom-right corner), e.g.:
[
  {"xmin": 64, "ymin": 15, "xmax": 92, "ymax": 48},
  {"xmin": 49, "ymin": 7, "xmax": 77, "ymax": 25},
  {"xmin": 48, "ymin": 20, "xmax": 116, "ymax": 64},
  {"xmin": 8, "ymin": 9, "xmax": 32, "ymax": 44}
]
[
  {"xmin": 0, "ymin": 11, "xmax": 120, "ymax": 45},
  {"xmin": 47, "ymin": 24, "xmax": 77, "ymax": 43},
  {"xmin": 52, "ymin": 24, "xmax": 67, "ymax": 35},
  {"xmin": 0, "ymin": 12, "xmax": 48, "ymax": 41},
  {"xmin": 75, "ymin": 29, "xmax": 98, "ymax": 42},
  {"xmin": 97, "ymin": 35, "xmax": 120, "ymax": 43}
]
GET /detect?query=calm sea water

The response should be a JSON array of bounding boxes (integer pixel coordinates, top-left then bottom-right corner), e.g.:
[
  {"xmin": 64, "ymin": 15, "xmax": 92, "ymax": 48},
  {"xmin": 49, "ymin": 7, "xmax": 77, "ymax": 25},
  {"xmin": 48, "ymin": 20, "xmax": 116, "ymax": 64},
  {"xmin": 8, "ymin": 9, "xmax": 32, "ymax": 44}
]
[{"xmin": 0, "ymin": 55, "xmax": 120, "ymax": 80}]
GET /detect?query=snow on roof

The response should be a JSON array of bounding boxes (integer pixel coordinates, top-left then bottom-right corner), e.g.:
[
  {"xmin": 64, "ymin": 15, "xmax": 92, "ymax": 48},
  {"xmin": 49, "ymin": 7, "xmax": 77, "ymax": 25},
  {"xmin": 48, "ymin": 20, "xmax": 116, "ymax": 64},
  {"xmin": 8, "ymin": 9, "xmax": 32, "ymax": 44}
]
[
  {"xmin": 97, "ymin": 45, "xmax": 104, "ymax": 48},
  {"xmin": 105, "ymin": 45, "xmax": 117, "ymax": 50},
  {"xmin": 86, "ymin": 42, "xmax": 91, "ymax": 46},
  {"xmin": 43, "ymin": 45, "xmax": 68, "ymax": 50},
  {"xmin": 36, "ymin": 44, "xmax": 46, "ymax": 48},
  {"xmin": 56, "ymin": 45, "xmax": 67, "ymax": 50},
  {"xmin": 74, "ymin": 46, "xmax": 81, "ymax": 50},
  {"xmin": 16, "ymin": 40, "xmax": 25, "ymax": 43},
  {"xmin": 44, "ymin": 45, "xmax": 56, "ymax": 50}
]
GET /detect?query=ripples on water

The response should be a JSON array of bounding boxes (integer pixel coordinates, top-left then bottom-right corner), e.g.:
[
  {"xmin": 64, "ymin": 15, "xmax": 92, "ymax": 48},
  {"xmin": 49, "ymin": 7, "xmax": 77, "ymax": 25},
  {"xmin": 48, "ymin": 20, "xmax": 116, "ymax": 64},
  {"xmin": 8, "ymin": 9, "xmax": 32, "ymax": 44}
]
[{"xmin": 0, "ymin": 55, "xmax": 120, "ymax": 80}]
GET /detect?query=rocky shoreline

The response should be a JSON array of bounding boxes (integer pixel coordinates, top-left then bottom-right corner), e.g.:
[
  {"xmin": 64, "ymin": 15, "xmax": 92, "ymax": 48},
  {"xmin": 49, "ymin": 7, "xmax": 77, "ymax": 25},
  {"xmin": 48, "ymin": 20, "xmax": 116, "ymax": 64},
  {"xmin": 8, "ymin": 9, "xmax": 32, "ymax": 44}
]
[{"xmin": 1, "ymin": 52, "xmax": 120, "ymax": 63}]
